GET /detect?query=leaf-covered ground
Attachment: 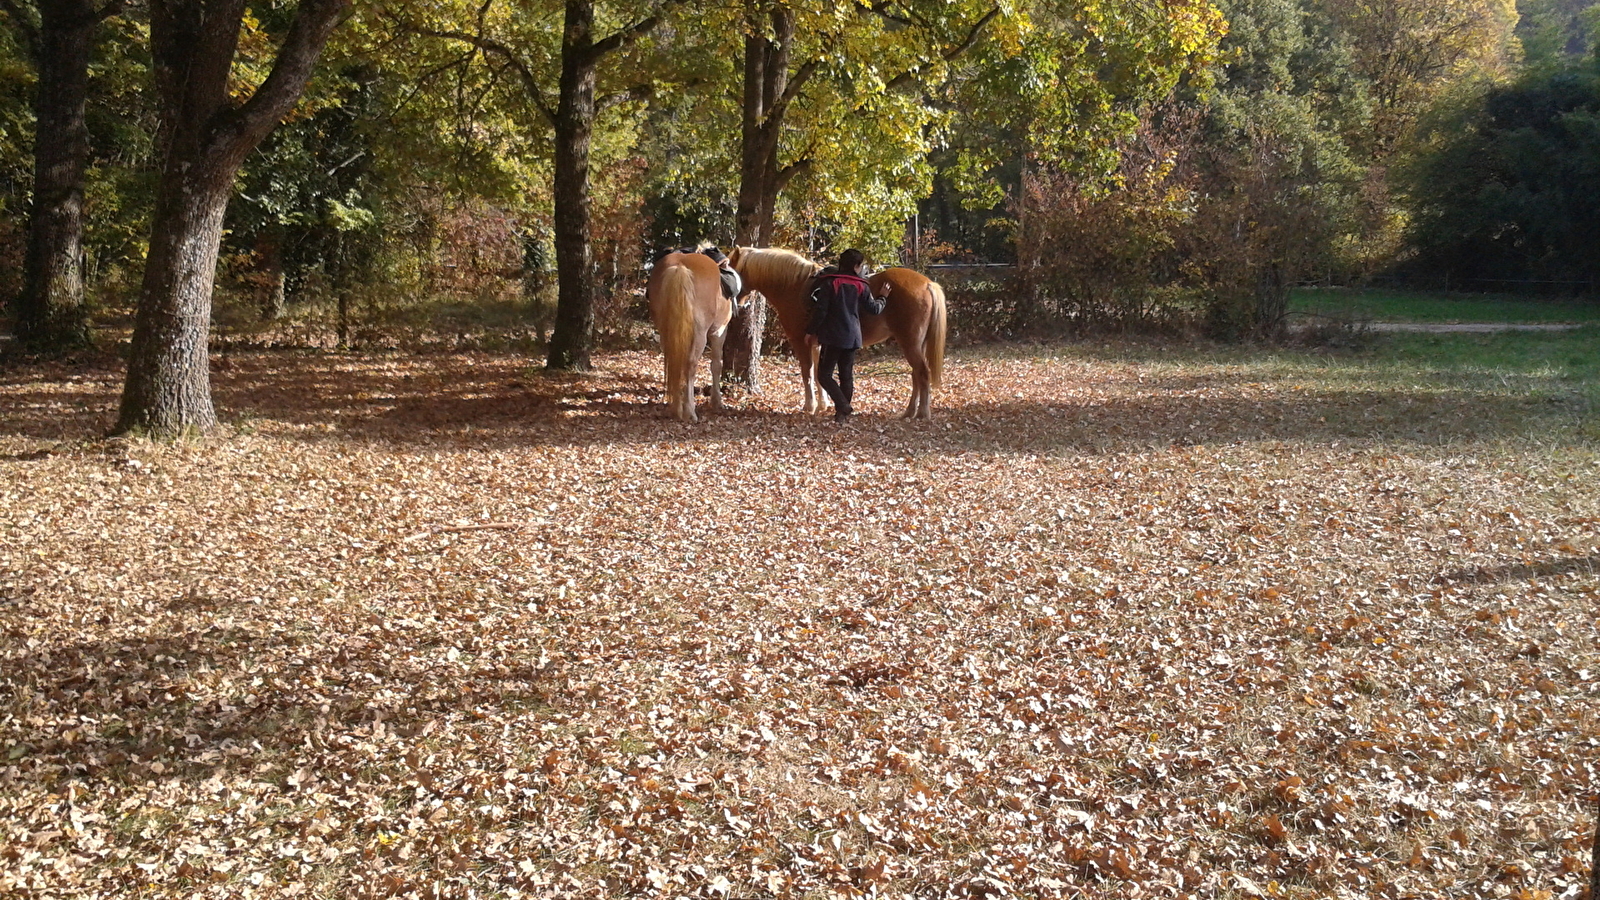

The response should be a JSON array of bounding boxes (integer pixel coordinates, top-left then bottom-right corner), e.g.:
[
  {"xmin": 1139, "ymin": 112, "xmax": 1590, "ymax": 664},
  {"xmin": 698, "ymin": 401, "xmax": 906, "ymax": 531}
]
[{"xmin": 2, "ymin": 343, "xmax": 1597, "ymax": 899}]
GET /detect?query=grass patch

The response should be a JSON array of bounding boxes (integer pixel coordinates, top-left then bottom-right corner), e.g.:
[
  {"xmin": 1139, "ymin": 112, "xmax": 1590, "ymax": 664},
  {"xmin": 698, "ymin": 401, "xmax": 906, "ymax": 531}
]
[
  {"xmin": 1292, "ymin": 286, "xmax": 1600, "ymax": 323},
  {"xmin": 1372, "ymin": 326, "xmax": 1600, "ymax": 399}
]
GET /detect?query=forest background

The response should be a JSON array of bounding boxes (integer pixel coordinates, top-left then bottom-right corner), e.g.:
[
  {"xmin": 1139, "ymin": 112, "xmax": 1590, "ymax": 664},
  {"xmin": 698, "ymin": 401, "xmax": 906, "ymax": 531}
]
[{"xmin": 1, "ymin": 0, "xmax": 1597, "ymax": 405}]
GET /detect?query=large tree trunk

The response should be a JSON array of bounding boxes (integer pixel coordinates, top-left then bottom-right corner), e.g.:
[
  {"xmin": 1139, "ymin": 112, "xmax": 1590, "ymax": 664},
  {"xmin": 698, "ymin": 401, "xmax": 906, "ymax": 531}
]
[
  {"xmin": 115, "ymin": 0, "xmax": 349, "ymax": 435},
  {"xmin": 14, "ymin": 0, "xmax": 99, "ymax": 354},
  {"xmin": 725, "ymin": 3, "xmax": 807, "ymax": 389},
  {"xmin": 118, "ymin": 164, "xmax": 234, "ymax": 432},
  {"xmin": 734, "ymin": 3, "xmax": 795, "ymax": 249},
  {"xmin": 545, "ymin": 0, "xmax": 598, "ymax": 371}
]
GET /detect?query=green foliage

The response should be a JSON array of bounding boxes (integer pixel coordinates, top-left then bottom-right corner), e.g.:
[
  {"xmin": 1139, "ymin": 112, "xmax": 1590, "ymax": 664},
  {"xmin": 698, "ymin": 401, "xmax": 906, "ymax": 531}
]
[
  {"xmin": 0, "ymin": 25, "xmax": 31, "ymax": 305},
  {"xmin": 81, "ymin": 12, "xmax": 157, "ymax": 289},
  {"xmin": 1516, "ymin": 0, "xmax": 1595, "ymax": 72},
  {"xmin": 1404, "ymin": 52, "xmax": 1600, "ymax": 287},
  {"xmin": 944, "ymin": 0, "xmax": 1225, "ymax": 206},
  {"xmin": 3, "ymin": 0, "xmax": 1581, "ymax": 348},
  {"xmin": 0, "ymin": 5, "xmax": 156, "ymax": 305}
]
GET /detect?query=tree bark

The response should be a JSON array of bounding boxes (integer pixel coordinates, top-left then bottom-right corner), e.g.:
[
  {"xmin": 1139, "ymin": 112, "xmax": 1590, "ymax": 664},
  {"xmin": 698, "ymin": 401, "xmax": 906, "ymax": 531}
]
[
  {"xmin": 722, "ymin": 293, "xmax": 766, "ymax": 390},
  {"xmin": 1590, "ymin": 793, "xmax": 1599, "ymax": 900},
  {"xmin": 725, "ymin": 2, "xmax": 811, "ymax": 389},
  {"xmin": 257, "ymin": 229, "xmax": 287, "ymax": 321},
  {"xmin": 13, "ymin": 0, "xmax": 101, "ymax": 354},
  {"xmin": 734, "ymin": 3, "xmax": 805, "ymax": 249},
  {"xmin": 544, "ymin": 0, "xmax": 597, "ymax": 372},
  {"xmin": 115, "ymin": 0, "xmax": 349, "ymax": 435},
  {"xmin": 544, "ymin": 0, "xmax": 640, "ymax": 371}
]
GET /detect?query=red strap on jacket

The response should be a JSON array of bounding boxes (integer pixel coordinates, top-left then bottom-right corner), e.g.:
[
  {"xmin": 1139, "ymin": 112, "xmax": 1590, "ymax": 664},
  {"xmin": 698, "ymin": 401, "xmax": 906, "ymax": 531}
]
[{"xmin": 819, "ymin": 272, "xmax": 871, "ymax": 293}]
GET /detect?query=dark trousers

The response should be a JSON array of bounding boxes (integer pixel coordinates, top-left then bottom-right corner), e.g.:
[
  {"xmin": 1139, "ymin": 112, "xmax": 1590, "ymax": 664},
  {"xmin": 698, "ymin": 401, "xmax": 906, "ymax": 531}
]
[{"xmin": 817, "ymin": 345, "xmax": 857, "ymax": 416}]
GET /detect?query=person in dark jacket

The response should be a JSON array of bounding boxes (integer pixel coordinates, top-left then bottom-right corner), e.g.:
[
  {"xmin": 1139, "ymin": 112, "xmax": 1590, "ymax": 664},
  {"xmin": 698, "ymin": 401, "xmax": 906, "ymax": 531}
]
[{"xmin": 807, "ymin": 248, "xmax": 889, "ymax": 423}]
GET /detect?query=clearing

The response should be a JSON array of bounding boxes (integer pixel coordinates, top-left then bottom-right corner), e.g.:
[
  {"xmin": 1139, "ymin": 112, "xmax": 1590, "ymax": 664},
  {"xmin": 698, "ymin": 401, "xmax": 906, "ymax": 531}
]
[{"xmin": 2, "ymin": 335, "xmax": 1598, "ymax": 898}]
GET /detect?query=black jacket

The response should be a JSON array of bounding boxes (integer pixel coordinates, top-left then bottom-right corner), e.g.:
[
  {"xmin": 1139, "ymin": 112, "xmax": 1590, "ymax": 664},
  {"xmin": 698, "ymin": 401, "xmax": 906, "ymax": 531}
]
[{"xmin": 807, "ymin": 268, "xmax": 885, "ymax": 349}]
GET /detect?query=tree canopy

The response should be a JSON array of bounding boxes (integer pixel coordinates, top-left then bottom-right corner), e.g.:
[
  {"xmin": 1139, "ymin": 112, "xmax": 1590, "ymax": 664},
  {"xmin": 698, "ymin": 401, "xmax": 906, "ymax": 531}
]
[{"xmin": 1, "ymin": 0, "xmax": 1594, "ymax": 429}]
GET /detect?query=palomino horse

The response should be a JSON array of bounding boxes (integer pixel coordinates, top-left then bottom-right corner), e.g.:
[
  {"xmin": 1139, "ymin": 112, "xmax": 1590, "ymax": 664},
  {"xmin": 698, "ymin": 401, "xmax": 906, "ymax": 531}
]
[
  {"xmin": 727, "ymin": 247, "xmax": 947, "ymax": 419},
  {"xmin": 647, "ymin": 251, "xmax": 731, "ymax": 422}
]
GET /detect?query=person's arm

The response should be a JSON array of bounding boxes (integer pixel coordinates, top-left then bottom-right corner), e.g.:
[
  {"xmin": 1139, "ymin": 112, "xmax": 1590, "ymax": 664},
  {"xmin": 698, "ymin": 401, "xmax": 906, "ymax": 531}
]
[{"xmin": 861, "ymin": 280, "xmax": 888, "ymax": 316}]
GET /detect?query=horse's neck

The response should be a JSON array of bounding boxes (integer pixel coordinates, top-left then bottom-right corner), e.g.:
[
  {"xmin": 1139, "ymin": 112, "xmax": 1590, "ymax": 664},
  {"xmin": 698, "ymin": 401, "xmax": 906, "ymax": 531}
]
[{"xmin": 745, "ymin": 257, "xmax": 814, "ymax": 295}]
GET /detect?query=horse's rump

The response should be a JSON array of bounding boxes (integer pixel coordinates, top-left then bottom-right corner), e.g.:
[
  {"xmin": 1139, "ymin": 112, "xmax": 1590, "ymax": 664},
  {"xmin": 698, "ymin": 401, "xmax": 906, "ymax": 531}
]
[{"xmin": 647, "ymin": 252, "xmax": 729, "ymax": 422}]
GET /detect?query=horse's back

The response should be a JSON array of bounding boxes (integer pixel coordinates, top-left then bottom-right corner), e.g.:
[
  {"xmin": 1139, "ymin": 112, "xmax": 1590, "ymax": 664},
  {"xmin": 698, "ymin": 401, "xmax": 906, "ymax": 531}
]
[{"xmin": 648, "ymin": 252, "xmax": 726, "ymax": 330}]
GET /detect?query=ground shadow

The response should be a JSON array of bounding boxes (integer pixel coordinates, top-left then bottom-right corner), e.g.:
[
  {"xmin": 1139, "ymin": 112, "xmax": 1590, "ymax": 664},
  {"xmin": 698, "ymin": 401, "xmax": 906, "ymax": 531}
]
[
  {"xmin": 0, "ymin": 616, "xmax": 567, "ymax": 810},
  {"xmin": 0, "ymin": 348, "xmax": 1590, "ymax": 456},
  {"xmin": 1435, "ymin": 554, "xmax": 1600, "ymax": 584}
]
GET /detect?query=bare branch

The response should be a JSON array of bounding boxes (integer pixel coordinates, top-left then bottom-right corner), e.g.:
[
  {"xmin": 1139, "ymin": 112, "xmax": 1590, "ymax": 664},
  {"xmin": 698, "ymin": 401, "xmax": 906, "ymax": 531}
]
[
  {"xmin": 774, "ymin": 157, "xmax": 812, "ymax": 195},
  {"xmin": 856, "ymin": 1, "xmax": 915, "ymax": 29},
  {"xmin": 384, "ymin": 50, "xmax": 477, "ymax": 124},
  {"xmin": 589, "ymin": 0, "xmax": 685, "ymax": 60},
  {"xmin": 772, "ymin": 58, "xmax": 821, "ymax": 117},
  {"xmin": 402, "ymin": 22, "xmax": 555, "ymax": 124}
]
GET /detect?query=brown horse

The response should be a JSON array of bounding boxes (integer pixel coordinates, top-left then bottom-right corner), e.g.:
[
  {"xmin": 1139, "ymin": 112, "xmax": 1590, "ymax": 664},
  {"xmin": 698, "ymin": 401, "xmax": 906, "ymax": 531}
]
[
  {"xmin": 728, "ymin": 247, "xmax": 947, "ymax": 419},
  {"xmin": 647, "ymin": 251, "xmax": 731, "ymax": 422}
]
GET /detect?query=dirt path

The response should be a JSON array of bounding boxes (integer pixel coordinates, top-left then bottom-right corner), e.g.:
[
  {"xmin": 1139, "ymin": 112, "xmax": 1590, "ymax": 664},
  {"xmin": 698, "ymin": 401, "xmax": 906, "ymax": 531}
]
[{"xmin": 1367, "ymin": 321, "xmax": 1589, "ymax": 333}]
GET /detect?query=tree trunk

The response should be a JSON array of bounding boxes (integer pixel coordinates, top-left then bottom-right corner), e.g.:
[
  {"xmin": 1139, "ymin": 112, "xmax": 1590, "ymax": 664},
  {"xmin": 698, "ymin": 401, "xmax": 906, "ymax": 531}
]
[
  {"xmin": 257, "ymin": 230, "xmax": 287, "ymax": 321},
  {"xmin": 118, "ymin": 165, "xmax": 233, "ymax": 433},
  {"xmin": 733, "ymin": 3, "xmax": 795, "ymax": 249},
  {"xmin": 545, "ymin": 0, "xmax": 598, "ymax": 371},
  {"xmin": 14, "ymin": 0, "xmax": 99, "ymax": 354},
  {"xmin": 722, "ymin": 294, "xmax": 766, "ymax": 391},
  {"xmin": 115, "ymin": 0, "xmax": 349, "ymax": 435},
  {"xmin": 725, "ymin": 3, "xmax": 805, "ymax": 389},
  {"xmin": 734, "ymin": 10, "xmax": 771, "ymax": 248}
]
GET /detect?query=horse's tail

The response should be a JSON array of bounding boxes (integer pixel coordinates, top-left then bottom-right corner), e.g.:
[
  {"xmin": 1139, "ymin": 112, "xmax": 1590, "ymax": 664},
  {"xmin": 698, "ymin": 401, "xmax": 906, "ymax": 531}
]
[
  {"xmin": 925, "ymin": 281, "xmax": 947, "ymax": 391},
  {"xmin": 659, "ymin": 264, "xmax": 698, "ymax": 405}
]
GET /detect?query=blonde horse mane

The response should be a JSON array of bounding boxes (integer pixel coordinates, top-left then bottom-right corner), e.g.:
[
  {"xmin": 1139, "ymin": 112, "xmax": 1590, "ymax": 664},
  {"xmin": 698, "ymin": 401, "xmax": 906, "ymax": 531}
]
[{"xmin": 734, "ymin": 247, "xmax": 819, "ymax": 288}]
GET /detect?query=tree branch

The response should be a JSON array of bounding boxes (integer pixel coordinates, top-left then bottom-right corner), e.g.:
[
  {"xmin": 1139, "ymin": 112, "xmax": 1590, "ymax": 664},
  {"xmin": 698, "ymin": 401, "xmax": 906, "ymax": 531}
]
[
  {"xmin": 384, "ymin": 50, "xmax": 476, "ymax": 124},
  {"xmin": 884, "ymin": 5, "xmax": 999, "ymax": 92},
  {"xmin": 856, "ymin": 1, "xmax": 915, "ymax": 29},
  {"xmin": 597, "ymin": 82, "xmax": 653, "ymax": 112},
  {"xmin": 589, "ymin": 0, "xmax": 685, "ymax": 60},
  {"xmin": 403, "ymin": 22, "xmax": 555, "ymax": 124},
  {"xmin": 774, "ymin": 157, "xmax": 812, "ymax": 195},
  {"xmin": 0, "ymin": 0, "xmax": 39, "ymax": 57},
  {"xmin": 771, "ymin": 58, "xmax": 820, "ymax": 119},
  {"xmin": 215, "ymin": 0, "xmax": 352, "ymax": 158}
]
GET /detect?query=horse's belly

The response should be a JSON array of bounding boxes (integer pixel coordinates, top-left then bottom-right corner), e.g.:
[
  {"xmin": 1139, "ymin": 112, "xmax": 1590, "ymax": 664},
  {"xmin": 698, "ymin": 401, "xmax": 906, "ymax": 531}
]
[{"xmin": 861, "ymin": 318, "xmax": 892, "ymax": 347}]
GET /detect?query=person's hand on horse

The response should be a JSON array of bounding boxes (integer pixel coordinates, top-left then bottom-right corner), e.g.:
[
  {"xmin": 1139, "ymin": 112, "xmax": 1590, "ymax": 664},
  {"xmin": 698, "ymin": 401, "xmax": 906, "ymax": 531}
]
[{"xmin": 876, "ymin": 282, "xmax": 893, "ymax": 298}]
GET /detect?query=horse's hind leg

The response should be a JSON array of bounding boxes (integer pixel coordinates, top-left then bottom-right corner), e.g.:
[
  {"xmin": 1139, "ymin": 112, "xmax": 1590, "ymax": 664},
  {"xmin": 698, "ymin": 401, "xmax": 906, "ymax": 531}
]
[
  {"xmin": 901, "ymin": 333, "xmax": 930, "ymax": 419},
  {"xmin": 810, "ymin": 342, "xmax": 824, "ymax": 414},
  {"xmin": 707, "ymin": 326, "xmax": 728, "ymax": 411},
  {"xmin": 685, "ymin": 330, "xmax": 709, "ymax": 423}
]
